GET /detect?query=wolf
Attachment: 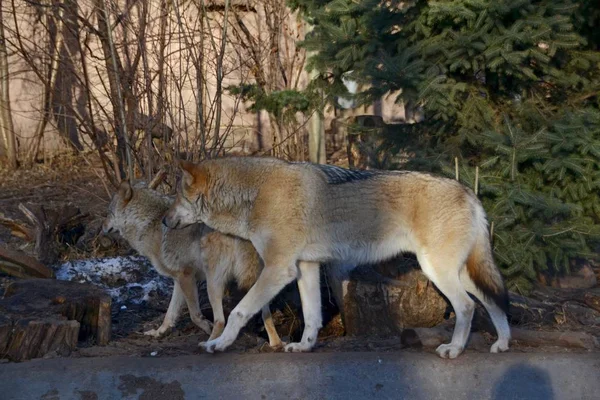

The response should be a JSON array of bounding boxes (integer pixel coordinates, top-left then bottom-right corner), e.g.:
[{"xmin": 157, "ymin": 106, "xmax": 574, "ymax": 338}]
[
  {"xmin": 163, "ymin": 157, "xmax": 511, "ymax": 359},
  {"xmin": 102, "ymin": 180, "xmax": 283, "ymax": 348}
]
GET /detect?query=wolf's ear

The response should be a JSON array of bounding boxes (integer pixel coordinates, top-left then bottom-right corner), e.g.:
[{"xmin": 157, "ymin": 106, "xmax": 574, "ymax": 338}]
[
  {"xmin": 178, "ymin": 159, "xmax": 209, "ymax": 195},
  {"xmin": 118, "ymin": 180, "xmax": 133, "ymax": 204},
  {"xmin": 178, "ymin": 159, "xmax": 196, "ymax": 188}
]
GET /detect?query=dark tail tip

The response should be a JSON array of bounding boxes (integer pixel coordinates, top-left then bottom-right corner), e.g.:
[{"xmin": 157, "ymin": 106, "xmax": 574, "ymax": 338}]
[{"xmin": 467, "ymin": 257, "xmax": 510, "ymax": 315}]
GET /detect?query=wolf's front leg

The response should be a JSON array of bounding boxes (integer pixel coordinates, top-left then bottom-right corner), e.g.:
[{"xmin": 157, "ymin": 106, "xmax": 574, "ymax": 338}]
[
  {"xmin": 201, "ymin": 260, "xmax": 297, "ymax": 353},
  {"xmin": 144, "ymin": 281, "xmax": 185, "ymax": 337},
  {"xmin": 284, "ymin": 261, "xmax": 322, "ymax": 352},
  {"xmin": 177, "ymin": 268, "xmax": 212, "ymax": 335}
]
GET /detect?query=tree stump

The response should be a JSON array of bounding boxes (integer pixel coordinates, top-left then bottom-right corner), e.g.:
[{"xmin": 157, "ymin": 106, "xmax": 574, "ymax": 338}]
[
  {"xmin": 326, "ymin": 255, "xmax": 448, "ymax": 336},
  {"xmin": 0, "ymin": 279, "xmax": 111, "ymax": 361}
]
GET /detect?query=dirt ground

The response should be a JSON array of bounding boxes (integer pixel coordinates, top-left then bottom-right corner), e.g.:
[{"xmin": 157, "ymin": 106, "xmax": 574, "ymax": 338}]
[{"xmin": 1, "ymin": 154, "xmax": 599, "ymax": 360}]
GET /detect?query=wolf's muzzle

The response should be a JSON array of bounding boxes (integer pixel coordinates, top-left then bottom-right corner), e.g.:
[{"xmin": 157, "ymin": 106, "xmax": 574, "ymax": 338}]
[{"xmin": 162, "ymin": 216, "xmax": 180, "ymax": 229}]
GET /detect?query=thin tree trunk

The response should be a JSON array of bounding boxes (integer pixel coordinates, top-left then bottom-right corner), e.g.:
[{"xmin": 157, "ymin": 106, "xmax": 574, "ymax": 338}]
[
  {"xmin": 94, "ymin": 0, "xmax": 133, "ymax": 180},
  {"xmin": 27, "ymin": 1, "xmax": 65, "ymax": 165},
  {"xmin": 0, "ymin": 4, "xmax": 17, "ymax": 169},
  {"xmin": 139, "ymin": 0, "xmax": 153, "ymax": 180},
  {"xmin": 211, "ymin": 0, "xmax": 231, "ymax": 157}
]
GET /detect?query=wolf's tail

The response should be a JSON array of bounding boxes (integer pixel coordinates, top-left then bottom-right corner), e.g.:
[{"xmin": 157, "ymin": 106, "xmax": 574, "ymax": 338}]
[{"xmin": 466, "ymin": 203, "xmax": 509, "ymax": 314}]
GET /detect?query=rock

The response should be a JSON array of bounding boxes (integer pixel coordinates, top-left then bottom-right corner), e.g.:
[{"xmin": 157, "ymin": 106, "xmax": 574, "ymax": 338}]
[
  {"xmin": 0, "ymin": 279, "xmax": 111, "ymax": 361},
  {"xmin": 326, "ymin": 255, "xmax": 448, "ymax": 337}
]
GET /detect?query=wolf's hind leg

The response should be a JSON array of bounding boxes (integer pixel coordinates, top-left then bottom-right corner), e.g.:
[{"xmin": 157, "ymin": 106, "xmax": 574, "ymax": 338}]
[
  {"xmin": 203, "ymin": 274, "xmax": 226, "ymax": 343},
  {"xmin": 201, "ymin": 259, "xmax": 298, "ymax": 353},
  {"xmin": 262, "ymin": 305, "xmax": 284, "ymax": 348},
  {"xmin": 285, "ymin": 261, "xmax": 322, "ymax": 352},
  {"xmin": 459, "ymin": 268, "xmax": 510, "ymax": 353},
  {"xmin": 418, "ymin": 252, "xmax": 475, "ymax": 359},
  {"xmin": 144, "ymin": 280, "xmax": 185, "ymax": 337},
  {"xmin": 177, "ymin": 268, "xmax": 212, "ymax": 335}
]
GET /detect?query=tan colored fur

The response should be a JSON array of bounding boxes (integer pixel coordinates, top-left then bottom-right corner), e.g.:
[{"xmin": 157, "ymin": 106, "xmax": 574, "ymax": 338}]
[
  {"xmin": 103, "ymin": 181, "xmax": 282, "ymax": 347},
  {"xmin": 164, "ymin": 157, "xmax": 510, "ymax": 358}
]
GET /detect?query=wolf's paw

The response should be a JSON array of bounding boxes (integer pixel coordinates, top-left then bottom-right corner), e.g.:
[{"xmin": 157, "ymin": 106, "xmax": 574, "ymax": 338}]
[
  {"xmin": 490, "ymin": 339, "xmax": 510, "ymax": 353},
  {"xmin": 269, "ymin": 339, "xmax": 286, "ymax": 350},
  {"xmin": 284, "ymin": 341, "xmax": 314, "ymax": 353},
  {"xmin": 143, "ymin": 326, "xmax": 168, "ymax": 338},
  {"xmin": 143, "ymin": 329, "xmax": 162, "ymax": 338},
  {"xmin": 436, "ymin": 343, "xmax": 464, "ymax": 359},
  {"xmin": 197, "ymin": 319, "xmax": 213, "ymax": 335},
  {"xmin": 199, "ymin": 337, "xmax": 231, "ymax": 353}
]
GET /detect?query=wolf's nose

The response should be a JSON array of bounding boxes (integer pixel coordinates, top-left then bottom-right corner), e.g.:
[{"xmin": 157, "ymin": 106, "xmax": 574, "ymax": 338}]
[{"xmin": 162, "ymin": 216, "xmax": 168, "ymax": 227}]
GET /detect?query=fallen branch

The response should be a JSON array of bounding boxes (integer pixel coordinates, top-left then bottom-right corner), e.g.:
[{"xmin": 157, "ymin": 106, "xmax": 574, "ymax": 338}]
[
  {"xmin": 0, "ymin": 245, "xmax": 54, "ymax": 279},
  {"xmin": 0, "ymin": 212, "xmax": 33, "ymax": 240},
  {"xmin": 148, "ymin": 167, "xmax": 166, "ymax": 189}
]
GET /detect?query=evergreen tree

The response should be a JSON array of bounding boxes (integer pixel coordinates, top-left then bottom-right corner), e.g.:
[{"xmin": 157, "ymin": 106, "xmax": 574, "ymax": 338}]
[{"xmin": 291, "ymin": 0, "xmax": 600, "ymax": 289}]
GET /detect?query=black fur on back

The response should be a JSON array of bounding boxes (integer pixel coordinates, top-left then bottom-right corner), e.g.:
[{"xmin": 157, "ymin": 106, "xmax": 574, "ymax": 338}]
[{"xmin": 313, "ymin": 164, "xmax": 382, "ymax": 184}]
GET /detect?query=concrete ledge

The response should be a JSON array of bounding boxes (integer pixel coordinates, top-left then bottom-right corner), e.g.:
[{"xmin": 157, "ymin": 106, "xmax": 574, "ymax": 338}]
[{"xmin": 1, "ymin": 352, "xmax": 598, "ymax": 399}]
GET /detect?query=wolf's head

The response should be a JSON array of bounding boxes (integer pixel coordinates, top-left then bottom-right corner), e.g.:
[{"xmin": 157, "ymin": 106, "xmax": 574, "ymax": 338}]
[
  {"xmin": 102, "ymin": 181, "xmax": 134, "ymax": 235},
  {"xmin": 163, "ymin": 160, "xmax": 209, "ymax": 230}
]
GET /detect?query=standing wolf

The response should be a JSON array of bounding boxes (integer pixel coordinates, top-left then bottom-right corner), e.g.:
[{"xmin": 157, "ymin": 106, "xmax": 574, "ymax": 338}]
[
  {"xmin": 103, "ymin": 180, "xmax": 283, "ymax": 348},
  {"xmin": 163, "ymin": 157, "xmax": 510, "ymax": 359}
]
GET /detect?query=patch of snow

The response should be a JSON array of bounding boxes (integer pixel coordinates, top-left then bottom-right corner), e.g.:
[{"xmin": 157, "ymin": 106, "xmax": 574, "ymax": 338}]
[{"xmin": 54, "ymin": 256, "xmax": 172, "ymax": 305}]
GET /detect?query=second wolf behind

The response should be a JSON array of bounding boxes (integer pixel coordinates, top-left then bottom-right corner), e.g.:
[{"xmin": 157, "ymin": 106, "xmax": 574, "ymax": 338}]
[{"xmin": 103, "ymin": 181, "xmax": 283, "ymax": 348}]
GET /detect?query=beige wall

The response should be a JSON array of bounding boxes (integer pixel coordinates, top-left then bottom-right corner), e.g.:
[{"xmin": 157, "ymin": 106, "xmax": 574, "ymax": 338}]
[{"xmin": 5, "ymin": 0, "xmax": 404, "ymax": 157}]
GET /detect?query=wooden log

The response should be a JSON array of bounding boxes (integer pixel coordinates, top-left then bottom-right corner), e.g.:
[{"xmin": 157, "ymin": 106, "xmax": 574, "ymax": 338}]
[
  {"xmin": 531, "ymin": 287, "xmax": 600, "ymax": 314},
  {"xmin": 407, "ymin": 326, "xmax": 598, "ymax": 350},
  {"xmin": 326, "ymin": 255, "xmax": 448, "ymax": 336},
  {"xmin": 473, "ymin": 289, "xmax": 600, "ymax": 334},
  {"xmin": 510, "ymin": 328, "xmax": 598, "ymax": 350},
  {"xmin": 0, "ymin": 244, "xmax": 54, "ymax": 279},
  {"xmin": 583, "ymin": 289, "xmax": 600, "ymax": 313},
  {"xmin": 0, "ymin": 279, "xmax": 112, "ymax": 361}
]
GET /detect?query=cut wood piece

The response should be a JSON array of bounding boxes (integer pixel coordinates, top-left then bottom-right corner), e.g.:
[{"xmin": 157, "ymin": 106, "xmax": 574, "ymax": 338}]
[
  {"xmin": 0, "ymin": 315, "xmax": 80, "ymax": 362},
  {"xmin": 0, "ymin": 279, "xmax": 112, "ymax": 361},
  {"xmin": 0, "ymin": 244, "xmax": 54, "ymax": 279},
  {"xmin": 326, "ymin": 256, "xmax": 448, "ymax": 336}
]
